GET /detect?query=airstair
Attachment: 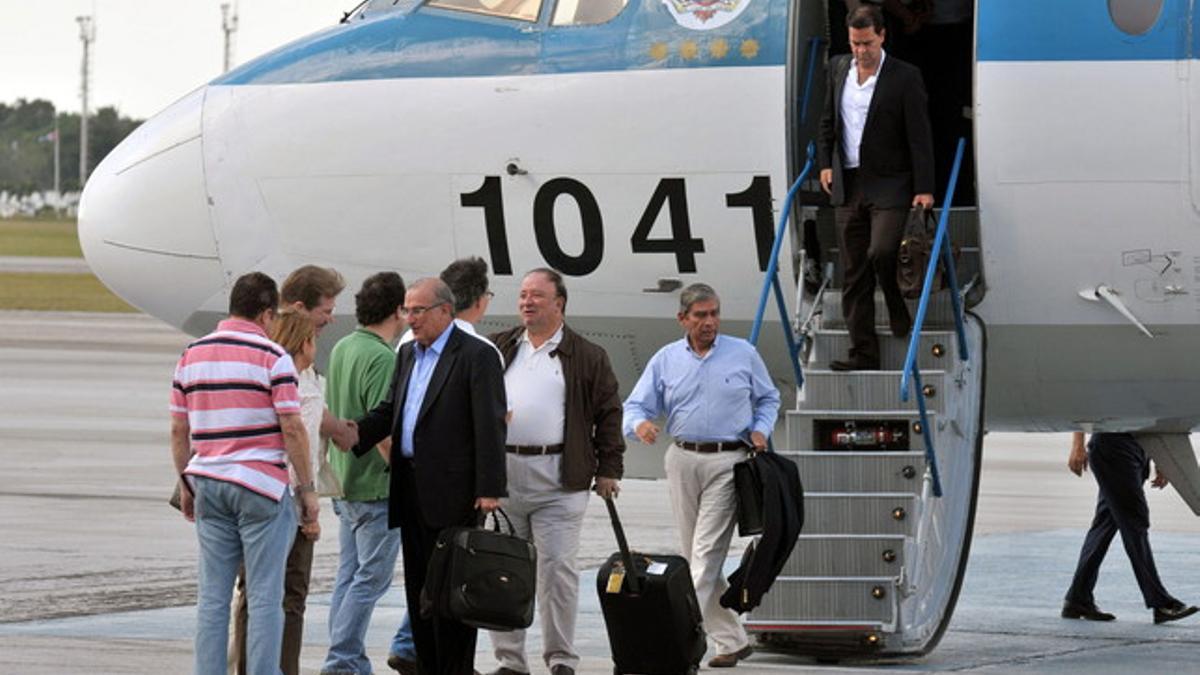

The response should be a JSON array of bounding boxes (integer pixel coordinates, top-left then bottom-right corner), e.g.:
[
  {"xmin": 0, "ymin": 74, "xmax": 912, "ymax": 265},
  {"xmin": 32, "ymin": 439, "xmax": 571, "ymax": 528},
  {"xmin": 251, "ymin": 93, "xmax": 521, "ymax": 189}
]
[{"xmin": 744, "ymin": 140, "xmax": 986, "ymax": 657}]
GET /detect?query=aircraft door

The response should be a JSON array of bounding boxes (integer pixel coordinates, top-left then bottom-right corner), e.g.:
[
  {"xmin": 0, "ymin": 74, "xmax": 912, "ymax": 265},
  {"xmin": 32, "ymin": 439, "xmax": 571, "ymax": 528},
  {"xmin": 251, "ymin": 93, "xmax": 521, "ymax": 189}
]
[{"xmin": 786, "ymin": 0, "xmax": 827, "ymax": 174}]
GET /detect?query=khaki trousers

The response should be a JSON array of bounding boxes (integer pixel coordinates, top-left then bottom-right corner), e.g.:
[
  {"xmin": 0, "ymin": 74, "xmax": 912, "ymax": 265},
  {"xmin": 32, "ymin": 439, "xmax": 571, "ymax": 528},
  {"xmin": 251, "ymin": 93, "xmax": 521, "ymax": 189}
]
[
  {"xmin": 664, "ymin": 443, "xmax": 749, "ymax": 657},
  {"xmin": 489, "ymin": 453, "xmax": 590, "ymax": 672}
]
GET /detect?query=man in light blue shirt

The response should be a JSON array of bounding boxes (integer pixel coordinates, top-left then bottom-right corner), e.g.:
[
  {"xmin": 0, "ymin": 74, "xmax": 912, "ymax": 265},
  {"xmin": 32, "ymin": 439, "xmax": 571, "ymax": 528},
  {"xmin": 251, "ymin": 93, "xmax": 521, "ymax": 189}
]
[
  {"xmin": 623, "ymin": 282, "xmax": 780, "ymax": 669},
  {"xmin": 399, "ymin": 312, "xmax": 453, "ymax": 459}
]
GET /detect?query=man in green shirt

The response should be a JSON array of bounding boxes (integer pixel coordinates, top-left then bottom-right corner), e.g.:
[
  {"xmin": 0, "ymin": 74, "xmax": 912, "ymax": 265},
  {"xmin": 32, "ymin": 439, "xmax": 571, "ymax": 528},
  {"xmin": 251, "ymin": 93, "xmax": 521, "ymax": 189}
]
[{"xmin": 321, "ymin": 272, "xmax": 416, "ymax": 675}]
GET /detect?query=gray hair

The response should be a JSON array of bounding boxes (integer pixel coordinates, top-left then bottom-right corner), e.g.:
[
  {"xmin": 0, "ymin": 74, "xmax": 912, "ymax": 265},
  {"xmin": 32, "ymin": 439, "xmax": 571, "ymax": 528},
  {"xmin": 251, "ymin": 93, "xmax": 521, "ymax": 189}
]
[
  {"xmin": 411, "ymin": 276, "xmax": 457, "ymax": 310},
  {"xmin": 679, "ymin": 282, "xmax": 719, "ymax": 314}
]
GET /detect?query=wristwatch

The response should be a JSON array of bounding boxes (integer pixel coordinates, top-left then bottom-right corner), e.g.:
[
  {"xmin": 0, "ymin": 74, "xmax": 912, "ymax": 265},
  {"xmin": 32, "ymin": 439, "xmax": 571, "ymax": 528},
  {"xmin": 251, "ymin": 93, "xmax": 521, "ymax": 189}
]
[{"xmin": 294, "ymin": 482, "xmax": 316, "ymax": 494}]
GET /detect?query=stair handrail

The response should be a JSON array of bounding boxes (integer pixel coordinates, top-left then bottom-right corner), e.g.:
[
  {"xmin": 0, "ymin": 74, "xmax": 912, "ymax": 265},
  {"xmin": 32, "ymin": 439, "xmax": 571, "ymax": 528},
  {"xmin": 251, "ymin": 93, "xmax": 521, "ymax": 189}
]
[
  {"xmin": 798, "ymin": 36, "xmax": 824, "ymax": 126},
  {"xmin": 897, "ymin": 137, "xmax": 969, "ymax": 498},
  {"xmin": 748, "ymin": 141, "xmax": 814, "ymax": 390},
  {"xmin": 746, "ymin": 33, "xmax": 825, "ymax": 369}
]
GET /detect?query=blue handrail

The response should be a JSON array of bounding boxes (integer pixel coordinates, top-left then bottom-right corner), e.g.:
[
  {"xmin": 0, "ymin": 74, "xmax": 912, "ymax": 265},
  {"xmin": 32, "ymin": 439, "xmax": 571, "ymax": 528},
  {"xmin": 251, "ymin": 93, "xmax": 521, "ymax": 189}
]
[
  {"xmin": 799, "ymin": 36, "xmax": 823, "ymax": 125},
  {"xmin": 897, "ymin": 137, "xmax": 969, "ymax": 498},
  {"xmin": 748, "ymin": 142, "xmax": 814, "ymax": 389},
  {"xmin": 746, "ymin": 35, "xmax": 824, "ymax": 382}
]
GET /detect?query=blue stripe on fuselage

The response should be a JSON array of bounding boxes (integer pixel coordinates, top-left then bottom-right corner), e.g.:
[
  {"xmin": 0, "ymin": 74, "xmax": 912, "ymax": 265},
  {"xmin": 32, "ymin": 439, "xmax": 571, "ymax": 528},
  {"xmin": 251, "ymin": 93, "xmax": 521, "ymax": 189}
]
[
  {"xmin": 977, "ymin": 0, "xmax": 1195, "ymax": 62},
  {"xmin": 213, "ymin": 1, "xmax": 785, "ymax": 86}
]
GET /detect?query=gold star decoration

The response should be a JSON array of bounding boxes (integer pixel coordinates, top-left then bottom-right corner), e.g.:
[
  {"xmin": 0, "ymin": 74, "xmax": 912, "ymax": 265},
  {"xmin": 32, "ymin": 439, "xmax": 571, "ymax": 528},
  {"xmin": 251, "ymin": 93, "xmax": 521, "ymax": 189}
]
[
  {"xmin": 680, "ymin": 40, "xmax": 699, "ymax": 60},
  {"xmin": 709, "ymin": 39, "xmax": 730, "ymax": 59},
  {"xmin": 740, "ymin": 38, "xmax": 760, "ymax": 59},
  {"xmin": 649, "ymin": 42, "xmax": 669, "ymax": 61}
]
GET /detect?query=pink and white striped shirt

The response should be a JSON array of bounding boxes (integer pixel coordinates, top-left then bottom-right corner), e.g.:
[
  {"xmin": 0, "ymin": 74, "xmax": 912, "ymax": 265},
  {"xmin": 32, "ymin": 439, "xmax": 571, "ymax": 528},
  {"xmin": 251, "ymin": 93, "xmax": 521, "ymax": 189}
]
[{"xmin": 170, "ymin": 318, "xmax": 301, "ymax": 500}]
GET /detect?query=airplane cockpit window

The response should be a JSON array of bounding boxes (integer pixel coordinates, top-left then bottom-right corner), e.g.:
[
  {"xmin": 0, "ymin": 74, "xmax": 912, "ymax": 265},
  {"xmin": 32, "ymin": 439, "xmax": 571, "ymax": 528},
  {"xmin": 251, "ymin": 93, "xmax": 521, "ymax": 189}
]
[
  {"xmin": 550, "ymin": 0, "xmax": 627, "ymax": 26},
  {"xmin": 348, "ymin": 0, "xmax": 408, "ymax": 21},
  {"xmin": 1107, "ymin": 0, "xmax": 1163, "ymax": 35},
  {"xmin": 425, "ymin": 0, "xmax": 542, "ymax": 22}
]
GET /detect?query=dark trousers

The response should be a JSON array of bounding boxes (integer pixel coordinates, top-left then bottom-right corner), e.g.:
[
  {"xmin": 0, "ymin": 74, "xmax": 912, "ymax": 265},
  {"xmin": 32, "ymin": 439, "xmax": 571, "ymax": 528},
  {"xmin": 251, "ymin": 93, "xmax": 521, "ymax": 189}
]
[
  {"xmin": 233, "ymin": 528, "xmax": 314, "ymax": 675},
  {"xmin": 395, "ymin": 458, "xmax": 478, "ymax": 675},
  {"xmin": 1065, "ymin": 433, "xmax": 1175, "ymax": 609},
  {"xmin": 835, "ymin": 170, "xmax": 910, "ymax": 364}
]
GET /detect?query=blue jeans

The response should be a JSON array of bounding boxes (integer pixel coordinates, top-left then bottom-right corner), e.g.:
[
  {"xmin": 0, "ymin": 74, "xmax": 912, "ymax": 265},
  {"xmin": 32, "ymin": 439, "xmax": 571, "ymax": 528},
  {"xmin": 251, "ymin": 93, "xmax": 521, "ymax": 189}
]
[
  {"xmin": 322, "ymin": 499, "xmax": 414, "ymax": 674},
  {"xmin": 193, "ymin": 476, "xmax": 296, "ymax": 675}
]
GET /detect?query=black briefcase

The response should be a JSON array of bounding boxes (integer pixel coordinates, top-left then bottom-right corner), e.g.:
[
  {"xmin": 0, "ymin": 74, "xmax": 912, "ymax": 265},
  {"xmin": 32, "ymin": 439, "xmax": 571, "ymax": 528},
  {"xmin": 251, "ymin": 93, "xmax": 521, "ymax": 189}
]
[
  {"xmin": 422, "ymin": 508, "xmax": 536, "ymax": 631},
  {"xmin": 597, "ymin": 497, "xmax": 706, "ymax": 675}
]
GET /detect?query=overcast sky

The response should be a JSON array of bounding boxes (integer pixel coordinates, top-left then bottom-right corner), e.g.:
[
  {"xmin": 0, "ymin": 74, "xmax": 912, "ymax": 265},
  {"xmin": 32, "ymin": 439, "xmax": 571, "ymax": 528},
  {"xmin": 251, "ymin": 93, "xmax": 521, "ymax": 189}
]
[{"xmin": 0, "ymin": 1, "xmax": 347, "ymax": 120}]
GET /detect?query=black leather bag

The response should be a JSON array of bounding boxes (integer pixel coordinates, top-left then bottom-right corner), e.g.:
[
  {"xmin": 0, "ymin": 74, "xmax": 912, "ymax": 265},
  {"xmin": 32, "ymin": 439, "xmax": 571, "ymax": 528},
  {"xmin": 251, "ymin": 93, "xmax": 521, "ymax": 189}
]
[
  {"xmin": 733, "ymin": 454, "xmax": 764, "ymax": 537},
  {"xmin": 421, "ymin": 508, "xmax": 536, "ymax": 631},
  {"xmin": 897, "ymin": 206, "xmax": 962, "ymax": 300}
]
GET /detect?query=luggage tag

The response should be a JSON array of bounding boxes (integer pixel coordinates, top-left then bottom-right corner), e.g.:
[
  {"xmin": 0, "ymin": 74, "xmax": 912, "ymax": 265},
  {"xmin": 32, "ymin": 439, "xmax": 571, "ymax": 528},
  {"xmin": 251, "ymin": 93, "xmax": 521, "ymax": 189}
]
[{"xmin": 605, "ymin": 566, "xmax": 625, "ymax": 594}]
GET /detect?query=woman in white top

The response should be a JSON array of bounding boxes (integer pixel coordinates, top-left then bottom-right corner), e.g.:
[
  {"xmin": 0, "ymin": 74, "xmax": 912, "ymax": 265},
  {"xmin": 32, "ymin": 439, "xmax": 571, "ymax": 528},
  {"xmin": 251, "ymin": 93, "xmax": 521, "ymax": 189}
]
[{"xmin": 244, "ymin": 308, "xmax": 337, "ymax": 674}]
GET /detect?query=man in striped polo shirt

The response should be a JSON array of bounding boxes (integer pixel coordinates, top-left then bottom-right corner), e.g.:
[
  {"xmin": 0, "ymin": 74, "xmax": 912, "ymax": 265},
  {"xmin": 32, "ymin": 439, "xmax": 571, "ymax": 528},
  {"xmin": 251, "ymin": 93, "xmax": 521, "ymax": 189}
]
[{"xmin": 170, "ymin": 271, "xmax": 320, "ymax": 675}]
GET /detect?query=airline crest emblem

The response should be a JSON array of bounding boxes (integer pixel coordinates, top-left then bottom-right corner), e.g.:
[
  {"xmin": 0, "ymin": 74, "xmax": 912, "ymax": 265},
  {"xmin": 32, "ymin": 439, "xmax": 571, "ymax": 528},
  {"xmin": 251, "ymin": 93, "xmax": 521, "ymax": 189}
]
[{"xmin": 662, "ymin": 0, "xmax": 752, "ymax": 31}]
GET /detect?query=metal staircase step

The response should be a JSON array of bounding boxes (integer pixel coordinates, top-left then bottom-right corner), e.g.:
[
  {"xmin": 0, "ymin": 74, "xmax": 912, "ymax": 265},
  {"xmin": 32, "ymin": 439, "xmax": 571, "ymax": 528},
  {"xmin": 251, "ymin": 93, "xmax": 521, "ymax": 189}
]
[
  {"xmin": 819, "ymin": 292, "xmax": 961, "ymax": 330},
  {"xmin": 752, "ymin": 578, "xmax": 897, "ymax": 623},
  {"xmin": 813, "ymin": 206, "xmax": 981, "ymax": 248},
  {"xmin": 804, "ymin": 493, "xmax": 918, "ymax": 536},
  {"xmin": 782, "ymin": 451, "xmax": 926, "ymax": 493},
  {"xmin": 812, "ymin": 207, "xmax": 983, "ymax": 296},
  {"xmin": 822, "ymin": 251, "xmax": 982, "ymax": 297},
  {"xmin": 802, "ymin": 370, "xmax": 946, "ymax": 412},
  {"xmin": 783, "ymin": 535, "xmax": 907, "ymax": 577},
  {"xmin": 808, "ymin": 329, "xmax": 959, "ymax": 370},
  {"xmin": 785, "ymin": 410, "xmax": 932, "ymax": 453}
]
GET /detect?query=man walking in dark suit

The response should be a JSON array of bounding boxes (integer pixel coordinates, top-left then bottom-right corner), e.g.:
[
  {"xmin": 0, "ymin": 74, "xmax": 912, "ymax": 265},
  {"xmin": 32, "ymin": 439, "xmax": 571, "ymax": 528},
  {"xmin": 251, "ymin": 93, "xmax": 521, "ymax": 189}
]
[
  {"xmin": 348, "ymin": 277, "xmax": 508, "ymax": 674},
  {"xmin": 818, "ymin": 4, "xmax": 935, "ymax": 371},
  {"xmin": 1063, "ymin": 432, "xmax": 1198, "ymax": 624}
]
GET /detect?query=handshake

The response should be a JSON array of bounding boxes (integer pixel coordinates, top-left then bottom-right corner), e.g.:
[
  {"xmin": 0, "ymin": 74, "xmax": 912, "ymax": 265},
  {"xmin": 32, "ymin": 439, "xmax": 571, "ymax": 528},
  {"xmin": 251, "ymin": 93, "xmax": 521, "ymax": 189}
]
[{"xmin": 329, "ymin": 418, "xmax": 359, "ymax": 452}]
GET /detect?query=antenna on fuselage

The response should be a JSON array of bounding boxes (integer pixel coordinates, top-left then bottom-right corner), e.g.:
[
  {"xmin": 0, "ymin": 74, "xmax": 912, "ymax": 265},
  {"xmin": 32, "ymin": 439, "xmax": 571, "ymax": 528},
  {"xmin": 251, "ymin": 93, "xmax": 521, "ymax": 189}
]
[{"xmin": 221, "ymin": 2, "xmax": 239, "ymax": 73}]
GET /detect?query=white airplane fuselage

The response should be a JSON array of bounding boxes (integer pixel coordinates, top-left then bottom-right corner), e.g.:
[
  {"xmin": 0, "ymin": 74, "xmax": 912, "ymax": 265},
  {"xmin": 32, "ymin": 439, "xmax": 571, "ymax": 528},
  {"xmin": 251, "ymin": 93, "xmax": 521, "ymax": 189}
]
[{"xmin": 79, "ymin": 0, "xmax": 1200, "ymax": 433}]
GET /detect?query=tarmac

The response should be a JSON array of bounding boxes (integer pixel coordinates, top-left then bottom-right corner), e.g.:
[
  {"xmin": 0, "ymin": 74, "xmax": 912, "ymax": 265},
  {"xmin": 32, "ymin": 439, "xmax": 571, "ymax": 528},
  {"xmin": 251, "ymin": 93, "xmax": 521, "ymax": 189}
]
[{"xmin": 1, "ymin": 310, "xmax": 1198, "ymax": 674}]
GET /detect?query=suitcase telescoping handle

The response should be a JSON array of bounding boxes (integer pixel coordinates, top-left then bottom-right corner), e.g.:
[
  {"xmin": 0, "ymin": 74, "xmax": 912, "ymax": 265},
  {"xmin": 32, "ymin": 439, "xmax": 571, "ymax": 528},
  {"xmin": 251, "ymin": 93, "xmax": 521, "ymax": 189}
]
[{"xmin": 603, "ymin": 496, "xmax": 642, "ymax": 594}]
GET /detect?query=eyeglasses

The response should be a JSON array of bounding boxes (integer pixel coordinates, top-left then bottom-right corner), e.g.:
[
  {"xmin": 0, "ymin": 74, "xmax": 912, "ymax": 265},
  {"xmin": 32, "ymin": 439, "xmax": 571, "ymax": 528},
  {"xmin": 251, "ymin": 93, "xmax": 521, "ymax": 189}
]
[{"xmin": 401, "ymin": 303, "xmax": 447, "ymax": 318}]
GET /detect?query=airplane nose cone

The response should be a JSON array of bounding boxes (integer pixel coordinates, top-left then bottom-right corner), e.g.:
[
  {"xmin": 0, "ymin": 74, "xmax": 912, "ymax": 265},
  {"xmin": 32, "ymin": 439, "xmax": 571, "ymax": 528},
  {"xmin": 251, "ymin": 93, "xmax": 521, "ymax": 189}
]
[{"xmin": 79, "ymin": 88, "xmax": 226, "ymax": 330}]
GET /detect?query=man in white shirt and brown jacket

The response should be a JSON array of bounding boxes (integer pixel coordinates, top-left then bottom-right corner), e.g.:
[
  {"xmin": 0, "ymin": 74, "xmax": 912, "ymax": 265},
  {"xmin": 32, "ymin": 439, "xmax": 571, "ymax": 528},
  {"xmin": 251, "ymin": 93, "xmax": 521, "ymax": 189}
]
[{"xmin": 486, "ymin": 268, "xmax": 625, "ymax": 675}]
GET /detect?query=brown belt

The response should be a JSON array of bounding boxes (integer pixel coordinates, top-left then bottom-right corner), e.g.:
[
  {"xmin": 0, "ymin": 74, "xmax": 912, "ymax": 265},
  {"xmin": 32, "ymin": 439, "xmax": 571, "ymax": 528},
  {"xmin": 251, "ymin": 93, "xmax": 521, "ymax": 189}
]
[
  {"xmin": 675, "ymin": 440, "xmax": 749, "ymax": 453},
  {"xmin": 506, "ymin": 444, "xmax": 564, "ymax": 456}
]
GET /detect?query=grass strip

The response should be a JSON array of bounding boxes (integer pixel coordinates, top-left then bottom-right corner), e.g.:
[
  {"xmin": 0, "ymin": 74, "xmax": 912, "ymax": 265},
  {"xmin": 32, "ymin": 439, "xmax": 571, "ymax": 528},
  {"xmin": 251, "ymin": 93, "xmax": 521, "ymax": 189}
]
[
  {"xmin": 0, "ymin": 272, "xmax": 137, "ymax": 312},
  {"xmin": 0, "ymin": 219, "xmax": 82, "ymax": 257}
]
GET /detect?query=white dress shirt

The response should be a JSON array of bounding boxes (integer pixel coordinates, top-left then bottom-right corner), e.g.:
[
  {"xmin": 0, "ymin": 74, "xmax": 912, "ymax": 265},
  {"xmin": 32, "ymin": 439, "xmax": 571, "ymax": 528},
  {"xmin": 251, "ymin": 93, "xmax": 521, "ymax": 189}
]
[
  {"xmin": 840, "ymin": 50, "xmax": 886, "ymax": 169},
  {"xmin": 504, "ymin": 326, "xmax": 566, "ymax": 446}
]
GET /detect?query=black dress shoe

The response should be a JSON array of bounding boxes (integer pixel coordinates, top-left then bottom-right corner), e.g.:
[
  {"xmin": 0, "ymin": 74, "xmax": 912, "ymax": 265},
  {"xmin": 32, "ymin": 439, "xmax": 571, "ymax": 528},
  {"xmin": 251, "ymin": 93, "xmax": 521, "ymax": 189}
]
[
  {"xmin": 830, "ymin": 358, "xmax": 880, "ymax": 372},
  {"xmin": 1061, "ymin": 600, "xmax": 1116, "ymax": 621},
  {"xmin": 386, "ymin": 654, "xmax": 418, "ymax": 675},
  {"xmin": 1154, "ymin": 601, "xmax": 1199, "ymax": 624},
  {"xmin": 890, "ymin": 317, "xmax": 912, "ymax": 339}
]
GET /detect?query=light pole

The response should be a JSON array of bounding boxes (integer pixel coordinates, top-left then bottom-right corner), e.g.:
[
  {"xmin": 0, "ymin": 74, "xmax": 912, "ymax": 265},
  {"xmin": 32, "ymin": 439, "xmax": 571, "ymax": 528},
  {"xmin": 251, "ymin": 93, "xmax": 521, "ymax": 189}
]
[
  {"xmin": 76, "ymin": 15, "xmax": 95, "ymax": 187},
  {"xmin": 221, "ymin": 3, "xmax": 239, "ymax": 73}
]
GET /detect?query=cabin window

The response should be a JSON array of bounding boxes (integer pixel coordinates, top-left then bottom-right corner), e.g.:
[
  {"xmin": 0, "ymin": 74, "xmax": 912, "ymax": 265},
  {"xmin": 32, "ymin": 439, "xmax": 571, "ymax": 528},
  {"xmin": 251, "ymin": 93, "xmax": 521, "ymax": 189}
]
[
  {"xmin": 551, "ymin": 0, "xmax": 627, "ymax": 25},
  {"xmin": 1107, "ymin": 0, "xmax": 1163, "ymax": 35},
  {"xmin": 426, "ymin": 0, "xmax": 542, "ymax": 22}
]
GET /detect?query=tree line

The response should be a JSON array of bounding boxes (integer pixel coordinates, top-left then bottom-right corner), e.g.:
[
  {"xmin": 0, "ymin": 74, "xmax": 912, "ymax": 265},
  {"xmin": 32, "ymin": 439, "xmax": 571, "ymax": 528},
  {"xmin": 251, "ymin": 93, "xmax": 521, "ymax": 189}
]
[{"xmin": 0, "ymin": 99, "xmax": 142, "ymax": 194}]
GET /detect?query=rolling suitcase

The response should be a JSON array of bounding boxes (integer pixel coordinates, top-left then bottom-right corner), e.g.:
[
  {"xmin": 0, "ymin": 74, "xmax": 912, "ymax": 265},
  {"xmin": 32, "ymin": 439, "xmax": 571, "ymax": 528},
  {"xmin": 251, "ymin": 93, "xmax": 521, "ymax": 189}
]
[{"xmin": 597, "ymin": 496, "xmax": 706, "ymax": 675}]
